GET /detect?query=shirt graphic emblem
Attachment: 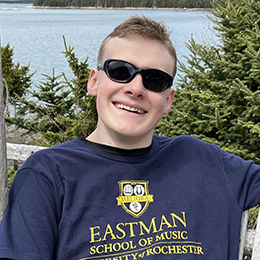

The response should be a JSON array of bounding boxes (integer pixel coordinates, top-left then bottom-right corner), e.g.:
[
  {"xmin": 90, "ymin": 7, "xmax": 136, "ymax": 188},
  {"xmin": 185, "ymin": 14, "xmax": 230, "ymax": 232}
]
[{"xmin": 116, "ymin": 180, "xmax": 154, "ymax": 218}]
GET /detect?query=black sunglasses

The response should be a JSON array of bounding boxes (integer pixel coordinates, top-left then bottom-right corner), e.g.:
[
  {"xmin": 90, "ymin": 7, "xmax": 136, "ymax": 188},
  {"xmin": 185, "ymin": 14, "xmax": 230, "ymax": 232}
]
[{"xmin": 97, "ymin": 59, "xmax": 173, "ymax": 93}]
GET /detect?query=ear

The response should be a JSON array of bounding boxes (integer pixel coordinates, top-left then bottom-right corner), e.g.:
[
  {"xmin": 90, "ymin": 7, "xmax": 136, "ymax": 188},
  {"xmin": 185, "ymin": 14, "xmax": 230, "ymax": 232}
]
[
  {"xmin": 163, "ymin": 89, "xmax": 175, "ymax": 115},
  {"xmin": 87, "ymin": 69, "xmax": 98, "ymax": 97}
]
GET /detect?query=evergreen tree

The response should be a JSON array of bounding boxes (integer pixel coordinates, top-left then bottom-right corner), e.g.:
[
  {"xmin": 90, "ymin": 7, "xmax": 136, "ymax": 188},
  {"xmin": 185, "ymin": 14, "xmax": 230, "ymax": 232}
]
[
  {"xmin": 1, "ymin": 44, "xmax": 32, "ymax": 117},
  {"xmin": 157, "ymin": 0, "xmax": 260, "ymax": 163},
  {"xmin": 6, "ymin": 37, "xmax": 97, "ymax": 146}
]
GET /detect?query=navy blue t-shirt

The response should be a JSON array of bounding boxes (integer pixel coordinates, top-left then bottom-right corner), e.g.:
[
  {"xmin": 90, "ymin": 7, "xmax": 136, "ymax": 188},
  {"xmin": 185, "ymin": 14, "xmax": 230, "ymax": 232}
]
[{"xmin": 0, "ymin": 135, "xmax": 260, "ymax": 260}]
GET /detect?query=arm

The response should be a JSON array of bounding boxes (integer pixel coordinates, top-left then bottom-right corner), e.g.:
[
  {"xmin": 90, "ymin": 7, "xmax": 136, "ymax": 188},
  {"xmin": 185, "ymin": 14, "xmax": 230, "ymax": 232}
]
[
  {"xmin": 222, "ymin": 150, "xmax": 260, "ymax": 210},
  {"xmin": 0, "ymin": 168, "xmax": 62, "ymax": 260}
]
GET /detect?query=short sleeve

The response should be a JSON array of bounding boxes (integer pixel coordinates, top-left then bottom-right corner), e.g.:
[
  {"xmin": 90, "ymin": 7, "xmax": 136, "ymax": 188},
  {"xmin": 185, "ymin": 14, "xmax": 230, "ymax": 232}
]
[
  {"xmin": 0, "ymin": 168, "xmax": 62, "ymax": 260},
  {"xmin": 222, "ymin": 150, "xmax": 260, "ymax": 210}
]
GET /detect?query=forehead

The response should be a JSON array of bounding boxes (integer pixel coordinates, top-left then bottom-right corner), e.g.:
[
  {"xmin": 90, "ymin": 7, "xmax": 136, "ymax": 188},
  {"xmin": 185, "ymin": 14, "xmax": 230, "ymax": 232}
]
[{"xmin": 101, "ymin": 36, "xmax": 174, "ymax": 75}]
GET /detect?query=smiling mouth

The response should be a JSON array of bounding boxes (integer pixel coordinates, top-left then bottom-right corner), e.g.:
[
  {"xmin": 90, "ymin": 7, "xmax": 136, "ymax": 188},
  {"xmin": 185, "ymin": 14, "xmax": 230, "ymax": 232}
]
[{"xmin": 114, "ymin": 103, "xmax": 146, "ymax": 114}]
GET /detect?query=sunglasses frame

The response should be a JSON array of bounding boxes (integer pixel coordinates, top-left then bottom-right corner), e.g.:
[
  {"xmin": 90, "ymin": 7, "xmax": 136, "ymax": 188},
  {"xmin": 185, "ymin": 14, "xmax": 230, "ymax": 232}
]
[{"xmin": 97, "ymin": 59, "xmax": 173, "ymax": 93}]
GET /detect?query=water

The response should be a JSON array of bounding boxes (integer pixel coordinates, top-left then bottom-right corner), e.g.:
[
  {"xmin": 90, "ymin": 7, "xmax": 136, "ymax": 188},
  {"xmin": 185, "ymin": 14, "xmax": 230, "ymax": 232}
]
[{"xmin": 0, "ymin": 4, "xmax": 217, "ymax": 87}]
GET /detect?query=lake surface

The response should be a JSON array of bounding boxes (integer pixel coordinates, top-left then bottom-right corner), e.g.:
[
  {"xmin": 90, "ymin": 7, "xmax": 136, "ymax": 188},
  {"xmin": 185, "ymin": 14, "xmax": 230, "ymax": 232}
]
[{"xmin": 0, "ymin": 4, "xmax": 218, "ymax": 87}]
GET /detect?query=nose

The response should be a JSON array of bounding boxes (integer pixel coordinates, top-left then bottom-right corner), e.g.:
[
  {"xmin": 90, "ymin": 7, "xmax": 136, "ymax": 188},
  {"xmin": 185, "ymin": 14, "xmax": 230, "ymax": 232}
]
[{"xmin": 124, "ymin": 73, "xmax": 146, "ymax": 98}]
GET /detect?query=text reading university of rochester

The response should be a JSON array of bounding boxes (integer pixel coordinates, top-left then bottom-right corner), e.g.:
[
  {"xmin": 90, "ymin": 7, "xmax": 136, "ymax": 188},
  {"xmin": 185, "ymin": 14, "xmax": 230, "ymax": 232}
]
[{"xmin": 117, "ymin": 181, "xmax": 154, "ymax": 218}]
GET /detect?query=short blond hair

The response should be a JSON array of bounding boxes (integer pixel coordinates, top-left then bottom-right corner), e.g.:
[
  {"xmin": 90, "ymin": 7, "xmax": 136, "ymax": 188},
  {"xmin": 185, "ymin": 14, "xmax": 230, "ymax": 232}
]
[{"xmin": 98, "ymin": 16, "xmax": 177, "ymax": 78}]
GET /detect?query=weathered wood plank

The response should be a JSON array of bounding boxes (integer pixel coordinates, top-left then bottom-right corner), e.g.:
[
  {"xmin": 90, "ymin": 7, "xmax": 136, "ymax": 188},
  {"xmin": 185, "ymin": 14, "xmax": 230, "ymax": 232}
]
[
  {"xmin": 252, "ymin": 208, "xmax": 260, "ymax": 260},
  {"xmin": 239, "ymin": 210, "xmax": 249, "ymax": 260},
  {"xmin": 244, "ymin": 229, "xmax": 255, "ymax": 257},
  {"xmin": 6, "ymin": 143, "xmax": 46, "ymax": 161},
  {"xmin": 0, "ymin": 44, "xmax": 8, "ymax": 220}
]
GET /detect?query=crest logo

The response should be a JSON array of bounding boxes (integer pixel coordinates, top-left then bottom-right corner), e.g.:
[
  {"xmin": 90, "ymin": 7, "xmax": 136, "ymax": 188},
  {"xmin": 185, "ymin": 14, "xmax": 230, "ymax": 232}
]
[{"xmin": 116, "ymin": 180, "xmax": 153, "ymax": 218}]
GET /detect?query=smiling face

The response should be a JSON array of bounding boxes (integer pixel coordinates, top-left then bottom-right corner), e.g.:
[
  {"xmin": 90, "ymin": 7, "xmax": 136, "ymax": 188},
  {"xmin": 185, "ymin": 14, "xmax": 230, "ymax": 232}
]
[{"xmin": 87, "ymin": 35, "xmax": 175, "ymax": 149}]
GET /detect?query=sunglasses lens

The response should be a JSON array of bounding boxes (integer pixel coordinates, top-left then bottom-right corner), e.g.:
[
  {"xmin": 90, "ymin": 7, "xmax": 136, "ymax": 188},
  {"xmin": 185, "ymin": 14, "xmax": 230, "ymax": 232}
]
[
  {"xmin": 142, "ymin": 70, "xmax": 171, "ymax": 92},
  {"xmin": 107, "ymin": 60, "xmax": 133, "ymax": 82}
]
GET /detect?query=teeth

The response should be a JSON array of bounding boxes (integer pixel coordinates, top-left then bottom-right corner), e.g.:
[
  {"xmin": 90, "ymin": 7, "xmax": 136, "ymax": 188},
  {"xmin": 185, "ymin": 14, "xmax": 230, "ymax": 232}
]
[{"xmin": 115, "ymin": 103, "xmax": 145, "ymax": 114}]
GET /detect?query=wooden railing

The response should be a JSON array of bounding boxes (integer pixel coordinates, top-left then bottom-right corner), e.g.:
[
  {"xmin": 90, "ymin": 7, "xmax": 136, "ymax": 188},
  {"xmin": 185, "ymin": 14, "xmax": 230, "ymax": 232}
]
[
  {"xmin": 5, "ymin": 142, "xmax": 260, "ymax": 259},
  {"xmin": 7, "ymin": 142, "xmax": 45, "ymax": 161},
  {"xmin": 240, "ymin": 210, "xmax": 260, "ymax": 259}
]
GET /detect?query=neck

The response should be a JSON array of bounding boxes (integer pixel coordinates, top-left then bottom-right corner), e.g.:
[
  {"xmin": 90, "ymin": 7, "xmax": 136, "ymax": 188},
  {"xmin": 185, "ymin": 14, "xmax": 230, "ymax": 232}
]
[{"xmin": 86, "ymin": 129, "xmax": 153, "ymax": 150}]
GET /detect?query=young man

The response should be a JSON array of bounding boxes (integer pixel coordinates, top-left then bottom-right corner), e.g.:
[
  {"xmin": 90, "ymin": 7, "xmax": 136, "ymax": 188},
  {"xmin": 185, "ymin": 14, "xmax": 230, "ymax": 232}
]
[{"xmin": 0, "ymin": 16, "xmax": 260, "ymax": 260}]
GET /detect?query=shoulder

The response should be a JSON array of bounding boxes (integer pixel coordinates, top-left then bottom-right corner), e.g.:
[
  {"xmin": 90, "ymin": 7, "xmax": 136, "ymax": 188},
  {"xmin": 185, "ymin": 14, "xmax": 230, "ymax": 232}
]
[
  {"xmin": 154, "ymin": 135, "xmax": 258, "ymax": 170},
  {"xmin": 154, "ymin": 135, "xmax": 219, "ymax": 151},
  {"xmin": 28, "ymin": 138, "xmax": 88, "ymax": 158},
  {"xmin": 20, "ymin": 138, "xmax": 90, "ymax": 172},
  {"xmin": 153, "ymin": 135, "xmax": 225, "ymax": 163}
]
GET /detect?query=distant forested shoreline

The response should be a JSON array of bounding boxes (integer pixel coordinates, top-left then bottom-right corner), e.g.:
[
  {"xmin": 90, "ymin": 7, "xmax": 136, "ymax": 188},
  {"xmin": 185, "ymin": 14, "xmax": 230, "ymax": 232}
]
[
  {"xmin": 0, "ymin": 0, "xmax": 32, "ymax": 3},
  {"xmin": 33, "ymin": 0, "xmax": 212, "ymax": 9}
]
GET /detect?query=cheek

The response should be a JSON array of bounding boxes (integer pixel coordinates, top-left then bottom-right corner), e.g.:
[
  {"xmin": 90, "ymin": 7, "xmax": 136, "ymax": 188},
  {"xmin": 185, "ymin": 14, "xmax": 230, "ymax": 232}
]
[
  {"xmin": 152, "ymin": 95, "xmax": 168, "ymax": 114},
  {"xmin": 95, "ymin": 95, "xmax": 106, "ymax": 115},
  {"xmin": 95, "ymin": 84, "xmax": 114, "ymax": 115},
  {"xmin": 149, "ymin": 100, "xmax": 167, "ymax": 127}
]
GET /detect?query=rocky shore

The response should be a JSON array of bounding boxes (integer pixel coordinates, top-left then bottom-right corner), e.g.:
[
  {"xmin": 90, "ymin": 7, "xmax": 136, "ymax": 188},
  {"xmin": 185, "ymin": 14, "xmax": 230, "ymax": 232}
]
[
  {"xmin": 5, "ymin": 124, "xmax": 39, "ymax": 145},
  {"xmin": 30, "ymin": 6, "xmax": 209, "ymax": 11}
]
